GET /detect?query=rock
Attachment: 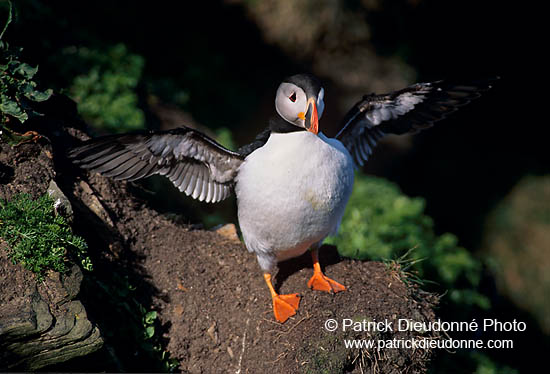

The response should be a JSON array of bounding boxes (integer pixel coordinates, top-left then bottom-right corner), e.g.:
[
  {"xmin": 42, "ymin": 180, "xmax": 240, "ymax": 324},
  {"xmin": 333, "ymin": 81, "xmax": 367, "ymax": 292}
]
[
  {"xmin": 77, "ymin": 180, "xmax": 115, "ymax": 228},
  {"xmin": 47, "ymin": 179, "xmax": 74, "ymax": 222},
  {"xmin": 0, "ymin": 244, "xmax": 103, "ymax": 371},
  {"xmin": 211, "ymin": 223, "xmax": 240, "ymax": 242}
]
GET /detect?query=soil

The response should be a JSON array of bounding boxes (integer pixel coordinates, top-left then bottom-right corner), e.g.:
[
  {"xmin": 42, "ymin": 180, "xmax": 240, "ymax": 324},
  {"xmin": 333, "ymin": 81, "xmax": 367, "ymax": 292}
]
[{"xmin": 0, "ymin": 103, "xmax": 440, "ymax": 373}]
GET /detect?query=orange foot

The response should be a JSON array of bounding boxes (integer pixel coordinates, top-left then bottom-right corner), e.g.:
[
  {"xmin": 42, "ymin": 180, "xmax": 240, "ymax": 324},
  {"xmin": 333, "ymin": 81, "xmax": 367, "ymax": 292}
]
[
  {"xmin": 264, "ymin": 273, "xmax": 301, "ymax": 323},
  {"xmin": 308, "ymin": 248, "xmax": 346, "ymax": 293},
  {"xmin": 272, "ymin": 293, "xmax": 301, "ymax": 323},
  {"xmin": 307, "ymin": 271, "xmax": 346, "ymax": 293}
]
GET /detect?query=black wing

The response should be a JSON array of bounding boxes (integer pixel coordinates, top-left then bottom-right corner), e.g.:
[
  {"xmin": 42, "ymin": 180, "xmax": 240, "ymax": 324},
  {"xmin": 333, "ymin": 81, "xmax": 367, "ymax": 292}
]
[
  {"xmin": 68, "ymin": 127, "xmax": 244, "ymax": 203},
  {"xmin": 336, "ymin": 79, "xmax": 496, "ymax": 167}
]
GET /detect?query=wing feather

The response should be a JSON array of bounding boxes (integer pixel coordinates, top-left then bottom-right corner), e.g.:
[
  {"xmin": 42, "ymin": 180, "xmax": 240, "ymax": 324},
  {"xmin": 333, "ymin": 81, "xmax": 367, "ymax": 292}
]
[
  {"xmin": 168, "ymin": 162, "xmax": 185, "ymax": 186},
  {"xmin": 336, "ymin": 78, "xmax": 496, "ymax": 167},
  {"xmin": 178, "ymin": 163, "xmax": 193, "ymax": 191},
  {"xmin": 68, "ymin": 126, "xmax": 244, "ymax": 203},
  {"xmin": 192, "ymin": 168, "xmax": 204, "ymax": 200},
  {"xmin": 112, "ymin": 159, "xmax": 147, "ymax": 180},
  {"xmin": 185, "ymin": 166, "xmax": 198, "ymax": 196}
]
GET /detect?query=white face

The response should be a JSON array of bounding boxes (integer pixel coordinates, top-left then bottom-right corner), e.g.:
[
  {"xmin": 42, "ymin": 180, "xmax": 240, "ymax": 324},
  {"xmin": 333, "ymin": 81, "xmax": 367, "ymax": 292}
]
[{"xmin": 275, "ymin": 83, "xmax": 324, "ymax": 129}]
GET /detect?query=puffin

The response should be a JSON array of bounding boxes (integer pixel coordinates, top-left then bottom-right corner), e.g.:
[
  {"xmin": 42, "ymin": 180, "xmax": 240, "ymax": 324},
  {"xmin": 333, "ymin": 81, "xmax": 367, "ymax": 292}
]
[{"xmin": 68, "ymin": 73, "xmax": 494, "ymax": 323}]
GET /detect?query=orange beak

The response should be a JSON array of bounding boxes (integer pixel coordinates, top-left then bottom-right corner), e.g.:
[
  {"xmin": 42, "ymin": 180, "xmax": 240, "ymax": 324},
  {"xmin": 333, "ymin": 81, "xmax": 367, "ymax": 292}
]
[{"xmin": 305, "ymin": 98, "xmax": 319, "ymax": 135}]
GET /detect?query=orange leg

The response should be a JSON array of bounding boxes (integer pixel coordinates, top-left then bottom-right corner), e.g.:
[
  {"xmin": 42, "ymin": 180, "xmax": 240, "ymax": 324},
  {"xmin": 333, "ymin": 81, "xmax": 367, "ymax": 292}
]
[
  {"xmin": 264, "ymin": 273, "xmax": 300, "ymax": 323},
  {"xmin": 307, "ymin": 248, "xmax": 346, "ymax": 293}
]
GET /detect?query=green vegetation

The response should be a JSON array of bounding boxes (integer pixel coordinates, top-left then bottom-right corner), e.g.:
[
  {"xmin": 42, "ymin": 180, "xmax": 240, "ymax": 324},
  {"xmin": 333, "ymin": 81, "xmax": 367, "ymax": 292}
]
[
  {"xmin": 0, "ymin": 45, "xmax": 52, "ymax": 125},
  {"xmin": 0, "ymin": 1, "xmax": 51, "ymax": 143},
  {"xmin": 327, "ymin": 174, "xmax": 489, "ymax": 310},
  {"xmin": 56, "ymin": 43, "xmax": 145, "ymax": 133},
  {"xmin": 0, "ymin": 193, "xmax": 91, "ymax": 279},
  {"xmin": 1, "ymin": 1, "xmax": 144, "ymax": 135}
]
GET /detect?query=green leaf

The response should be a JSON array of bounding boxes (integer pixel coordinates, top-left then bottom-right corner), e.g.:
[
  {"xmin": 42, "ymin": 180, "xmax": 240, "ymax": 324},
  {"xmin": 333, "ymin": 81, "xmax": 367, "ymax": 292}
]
[
  {"xmin": 21, "ymin": 82, "xmax": 37, "ymax": 94},
  {"xmin": 24, "ymin": 88, "xmax": 53, "ymax": 102},
  {"xmin": 7, "ymin": 60, "xmax": 22, "ymax": 73},
  {"xmin": 145, "ymin": 310, "xmax": 157, "ymax": 324},
  {"xmin": 0, "ymin": 98, "xmax": 28, "ymax": 122},
  {"xmin": 145, "ymin": 326, "xmax": 155, "ymax": 339},
  {"xmin": 14, "ymin": 63, "xmax": 38, "ymax": 80}
]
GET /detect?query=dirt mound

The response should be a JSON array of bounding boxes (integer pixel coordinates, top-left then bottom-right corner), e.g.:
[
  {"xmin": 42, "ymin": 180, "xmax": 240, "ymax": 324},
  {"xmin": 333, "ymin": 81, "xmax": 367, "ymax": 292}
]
[
  {"xmin": 0, "ymin": 109, "xmax": 439, "ymax": 373},
  {"xmin": 142, "ymin": 233, "xmax": 438, "ymax": 374}
]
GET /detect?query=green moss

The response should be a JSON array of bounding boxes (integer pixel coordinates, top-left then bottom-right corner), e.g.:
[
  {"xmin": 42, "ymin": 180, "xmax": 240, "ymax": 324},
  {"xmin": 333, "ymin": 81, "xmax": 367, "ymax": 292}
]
[{"xmin": 0, "ymin": 193, "xmax": 91, "ymax": 279}]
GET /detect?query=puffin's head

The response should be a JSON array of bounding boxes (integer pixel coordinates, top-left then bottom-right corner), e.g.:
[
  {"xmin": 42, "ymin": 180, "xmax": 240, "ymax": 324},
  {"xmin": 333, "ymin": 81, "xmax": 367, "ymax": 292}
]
[{"xmin": 275, "ymin": 73, "xmax": 325, "ymax": 135}]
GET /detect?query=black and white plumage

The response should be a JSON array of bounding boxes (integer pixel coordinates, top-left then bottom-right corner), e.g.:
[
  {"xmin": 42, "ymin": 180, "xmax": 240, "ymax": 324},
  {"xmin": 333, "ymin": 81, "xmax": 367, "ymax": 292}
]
[
  {"xmin": 68, "ymin": 73, "xmax": 495, "ymax": 323},
  {"xmin": 336, "ymin": 80, "xmax": 494, "ymax": 167},
  {"xmin": 68, "ymin": 128, "xmax": 243, "ymax": 203}
]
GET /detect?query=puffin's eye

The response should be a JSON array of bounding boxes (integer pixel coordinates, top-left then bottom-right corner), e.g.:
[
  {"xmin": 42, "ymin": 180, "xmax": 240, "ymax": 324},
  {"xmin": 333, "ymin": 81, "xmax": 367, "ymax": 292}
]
[{"xmin": 289, "ymin": 92, "xmax": 297, "ymax": 102}]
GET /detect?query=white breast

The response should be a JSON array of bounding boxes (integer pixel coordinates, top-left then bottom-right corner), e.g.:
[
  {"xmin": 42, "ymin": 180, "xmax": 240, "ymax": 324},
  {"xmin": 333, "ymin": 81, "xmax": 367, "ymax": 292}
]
[{"xmin": 235, "ymin": 131, "xmax": 354, "ymax": 272}]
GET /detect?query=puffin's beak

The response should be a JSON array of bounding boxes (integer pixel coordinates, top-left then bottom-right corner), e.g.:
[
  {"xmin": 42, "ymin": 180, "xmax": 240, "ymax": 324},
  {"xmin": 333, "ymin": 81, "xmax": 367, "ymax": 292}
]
[{"xmin": 305, "ymin": 97, "xmax": 319, "ymax": 135}]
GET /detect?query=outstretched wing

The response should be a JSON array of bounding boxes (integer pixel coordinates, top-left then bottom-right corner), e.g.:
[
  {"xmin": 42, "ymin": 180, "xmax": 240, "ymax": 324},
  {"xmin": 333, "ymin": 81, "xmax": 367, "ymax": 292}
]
[
  {"xmin": 336, "ymin": 79, "xmax": 496, "ymax": 167},
  {"xmin": 68, "ymin": 127, "xmax": 244, "ymax": 203}
]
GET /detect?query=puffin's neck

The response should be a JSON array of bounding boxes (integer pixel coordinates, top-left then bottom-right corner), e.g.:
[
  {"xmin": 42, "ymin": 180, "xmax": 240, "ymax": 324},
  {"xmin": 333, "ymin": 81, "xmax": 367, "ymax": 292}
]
[{"xmin": 269, "ymin": 114, "xmax": 306, "ymax": 134}]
